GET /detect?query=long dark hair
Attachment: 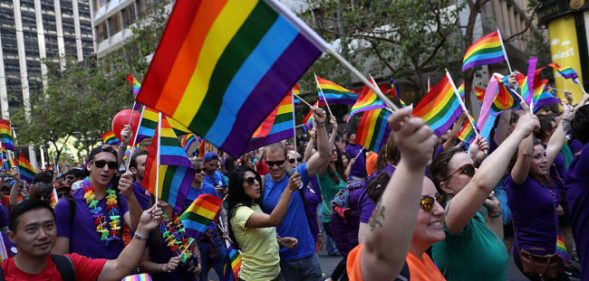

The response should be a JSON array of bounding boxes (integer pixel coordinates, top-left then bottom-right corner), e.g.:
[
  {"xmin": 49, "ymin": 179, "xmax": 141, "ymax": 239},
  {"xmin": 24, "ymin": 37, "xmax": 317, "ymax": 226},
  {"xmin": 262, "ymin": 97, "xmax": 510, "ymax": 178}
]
[
  {"xmin": 328, "ymin": 148, "xmax": 346, "ymax": 184},
  {"xmin": 226, "ymin": 168, "xmax": 262, "ymax": 249}
]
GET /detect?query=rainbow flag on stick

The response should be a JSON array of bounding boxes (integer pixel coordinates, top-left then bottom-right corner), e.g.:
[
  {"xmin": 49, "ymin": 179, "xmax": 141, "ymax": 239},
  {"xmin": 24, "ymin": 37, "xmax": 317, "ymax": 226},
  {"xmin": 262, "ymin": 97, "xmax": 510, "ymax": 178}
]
[
  {"xmin": 127, "ymin": 74, "xmax": 142, "ymax": 111},
  {"xmin": 223, "ymin": 238, "xmax": 242, "ymax": 281},
  {"xmin": 18, "ymin": 153, "xmax": 37, "ymax": 183},
  {"xmin": 315, "ymin": 76, "xmax": 358, "ymax": 105},
  {"xmin": 247, "ymin": 93, "xmax": 294, "ymax": 152},
  {"xmin": 143, "ymin": 116, "xmax": 194, "ymax": 213},
  {"xmin": 549, "ymin": 63, "xmax": 579, "ymax": 81},
  {"xmin": 292, "ymin": 84, "xmax": 301, "ymax": 105},
  {"xmin": 355, "ymin": 108, "xmax": 392, "ymax": 152},
  {"xmin": 180, "ymin": 134, "xmax": 197, "ymax": 157},
  {"xmin": 180, "ymin": 194, "xmax": 223, "ymax": 240},
  {"xmin": 347, "ymin": 77, "xmax": 387, "ymax": 122},
  {"xmin": 136, "ymin": 0, "xmax": 325, "ymax": 158},
  {"xmin": 101, "ymin": 131, "xmax": 119, "ymax": 145},
  {"xmin": 462, "ymin": 31, "xmax": 507, "ymax": 71},
  {"xmin": 0, "ymin": 120, "xmax": 15, "ymax": 151},
  {"xmin": 136, "ymin": 106, "xmax": 159, "ymax": 142},
  {"xmin": 388, "ymin": 77, "xmax": 406, "ymax": 107},
  {"xmin": 457, "ymin": 115, "xmax": 476, "ymax": 145},
  {"xmin": 413, "ymin": 75, "xmax": 464, "ymax": 136}
]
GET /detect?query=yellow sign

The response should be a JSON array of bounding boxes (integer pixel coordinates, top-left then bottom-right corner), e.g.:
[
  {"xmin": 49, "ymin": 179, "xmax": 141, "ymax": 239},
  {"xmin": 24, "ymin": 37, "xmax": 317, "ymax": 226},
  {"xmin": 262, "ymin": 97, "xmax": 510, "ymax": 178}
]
[{"xmin": 548, "ymin": 15, "xmax": 585, "ymax": 103}]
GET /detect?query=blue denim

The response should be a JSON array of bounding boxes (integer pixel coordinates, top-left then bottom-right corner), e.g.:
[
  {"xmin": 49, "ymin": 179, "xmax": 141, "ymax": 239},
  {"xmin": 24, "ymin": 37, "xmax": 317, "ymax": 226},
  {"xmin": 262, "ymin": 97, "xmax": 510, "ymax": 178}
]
[
  {"xmin": 280, "ymin": 254, "xmax": 322, "ymax": 281},
  {"xmin": 198, "ymin": 231, "xmax": 229, "ymax": 281}
]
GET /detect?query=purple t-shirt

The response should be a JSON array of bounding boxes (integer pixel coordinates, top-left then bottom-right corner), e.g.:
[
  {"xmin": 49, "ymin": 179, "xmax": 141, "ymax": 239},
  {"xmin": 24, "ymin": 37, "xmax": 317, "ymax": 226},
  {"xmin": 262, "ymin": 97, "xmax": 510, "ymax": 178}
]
[
  {"xmin": 345, "ymin": 143, "xmax": 367, "ymax": 178},
  {"xmin": 147, "ymin": 235, "xmax": 196, "ymax": 281},
  {"xmin": 133, "ymin": 182, "xmax": 152, "ymax": 210},
  {"xmin": 565, "ymin": 141, "xmax": 589, "ymax": 280},
  {"xmin": 55, "ymin": 183, "xmax": 129, "ymax": 259},
  {"xmin": 506, "ymin": 175, "xmax": 559, "ymax": 255}
]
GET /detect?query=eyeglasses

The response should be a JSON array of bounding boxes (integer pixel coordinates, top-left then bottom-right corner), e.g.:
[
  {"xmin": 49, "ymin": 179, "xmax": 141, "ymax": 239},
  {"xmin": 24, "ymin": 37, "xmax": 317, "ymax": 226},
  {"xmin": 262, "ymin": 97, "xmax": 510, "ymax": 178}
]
[
  {"xmin": 420, "ymin": 194, "xmax": 446, "ymax": 213},
  {"xmin": 266, "ymin": 160, "xmax": 285, "ymax": 167},
  {"xmin": 443, "ymin": 163, "xmax": 475, "ymax": 181},
  {"xmin": 288, "ymin": 157, "xmax": 303, "ymax": 164},
  {"xmin": 194, "ymin": 168, "xmax": 204, "ymax": 174},
  {"xmin": 244, "ymin": 177, "xmax": 257, "ymax": 186},
  {"xmin": 92, "ymin": 160, "xmax": 118, "ymax": 170}
]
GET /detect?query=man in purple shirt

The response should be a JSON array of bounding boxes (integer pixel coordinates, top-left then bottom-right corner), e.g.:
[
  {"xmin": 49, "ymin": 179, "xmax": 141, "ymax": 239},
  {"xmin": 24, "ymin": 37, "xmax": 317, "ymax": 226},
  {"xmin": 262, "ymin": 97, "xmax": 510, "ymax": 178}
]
[
  {"xmin": 129, "ymin": 150, "xmax": 152, "ymax": 210},
  {"xmin": 566, "ymin": 104, "xmax": 589, "ymax": 281}
]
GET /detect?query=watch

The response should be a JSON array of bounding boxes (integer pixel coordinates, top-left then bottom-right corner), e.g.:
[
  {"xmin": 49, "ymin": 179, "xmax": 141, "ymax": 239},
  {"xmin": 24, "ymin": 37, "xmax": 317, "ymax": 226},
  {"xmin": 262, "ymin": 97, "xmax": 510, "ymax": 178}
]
[{"xmin": 134, "ymin": 232, "xmax": 148, "ymax": 241}]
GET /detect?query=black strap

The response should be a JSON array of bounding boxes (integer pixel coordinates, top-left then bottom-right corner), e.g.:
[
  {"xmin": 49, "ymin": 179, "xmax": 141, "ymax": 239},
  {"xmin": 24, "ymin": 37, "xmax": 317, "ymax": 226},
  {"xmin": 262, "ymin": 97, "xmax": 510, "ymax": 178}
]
[
  {"xmin": 51, "ymin": 254, "xmax": 75, "ymax": 281},
  {"xmin": 394, "ymin": 261, "xmax": 410, "ymax": 281},
  {"xmin": 0, "ymin": 261, "xmax": 4, "ymax": 281}
]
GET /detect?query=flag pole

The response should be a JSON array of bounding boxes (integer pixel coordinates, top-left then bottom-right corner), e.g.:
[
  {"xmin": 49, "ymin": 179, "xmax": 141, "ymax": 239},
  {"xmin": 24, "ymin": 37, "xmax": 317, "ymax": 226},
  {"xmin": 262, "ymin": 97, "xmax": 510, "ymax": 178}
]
[
  {"xmin": 291, "ymin": 91, "xmax": 299, "ymax": 166},
  {"xmin": 296, "ymin": 94, "xmax": 314, "ymax": 109},
  {"xmin": 125, "ymin": 105, "xmax": 146, "ymax": 171},
  {"xmin": 155, "ymin": 112, "xmax": 162, "ymax": 204},
  {"xmin": 446, "ymin": 70, "xmax": 480, "ymax": 137},
  {"xmin": 313, "ymin": 73, "xmax": 334, "ymax": 117},
  {"xmin": 496, "ymin": 28, "xmax": 513, "ymax": 74}
]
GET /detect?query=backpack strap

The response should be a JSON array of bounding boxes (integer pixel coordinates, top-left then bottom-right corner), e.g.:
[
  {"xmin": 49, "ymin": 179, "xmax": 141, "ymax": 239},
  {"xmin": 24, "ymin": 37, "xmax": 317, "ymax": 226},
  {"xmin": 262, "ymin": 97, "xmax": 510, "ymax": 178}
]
[
  {"xmin": 67, "ymin": 197, "xmax": 76, "ymax": 228},
  {"xmin": 51, "ymin": 254, "xmax": 75, "ymax": 281}
]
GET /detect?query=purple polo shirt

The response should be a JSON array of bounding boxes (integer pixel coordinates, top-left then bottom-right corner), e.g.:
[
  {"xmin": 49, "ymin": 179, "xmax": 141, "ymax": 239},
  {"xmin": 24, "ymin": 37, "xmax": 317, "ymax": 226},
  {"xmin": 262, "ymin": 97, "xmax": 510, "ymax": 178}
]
[
  {"xmin": 506, "ymin": 175, "xmax": 559, "ymax": 255},
  {"xmin": 55, "ymin": 184, "xmax": 129, "ymax": 259},
  {"xmin": 345, "ymin": 143, "xmax": 367, "ymax": 179},
  {"xmin": 566, "ymin": 142, "xmax": 589, "ymax": 281},
  {"xmin": 133, "ymin": 181, "xmax": 152, "ymax": 210}
]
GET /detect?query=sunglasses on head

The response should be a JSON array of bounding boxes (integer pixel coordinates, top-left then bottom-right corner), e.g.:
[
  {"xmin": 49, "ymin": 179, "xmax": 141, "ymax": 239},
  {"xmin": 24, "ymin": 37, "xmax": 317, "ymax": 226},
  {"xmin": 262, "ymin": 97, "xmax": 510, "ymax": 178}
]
[
  {"xmin": 244, "ymin": 177, "xmax": 257, "ymax": 186},
  {"xmin": 443, "ymin": 163, "xmax": 475, "ymax": 181},
  {"xmin": 288, "ymin": 157, "xmax": 303, "ymax": 164},
  {"xmin": 93, "ymin": 160, "xmax": 118, "ymax": 170},
  {"xmin": 420, "ymin": 194, "xmax": 446, "ymax": 213},
  {"xmin": 266, "ymin": 160, "xmax": 285, "ymax": 167}
]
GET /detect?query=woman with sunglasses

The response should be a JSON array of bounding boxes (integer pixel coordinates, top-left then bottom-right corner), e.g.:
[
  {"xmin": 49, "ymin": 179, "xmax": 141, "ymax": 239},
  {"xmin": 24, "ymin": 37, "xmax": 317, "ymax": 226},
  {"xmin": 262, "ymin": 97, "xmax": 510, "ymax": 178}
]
[
  {"xmin": 227, "ymin": 168, "xmax": 301, "ymax": 281},
  {"xmin": 429, "ymin": 105, "xmax": 539, "ymax": 281},
  {"xmin": 53, "ymin": 145, "xmax": 143, "ymax": 259},
  {"xmin": 506, "ymin": 108, "xmax": 572, "ymax": 281}
]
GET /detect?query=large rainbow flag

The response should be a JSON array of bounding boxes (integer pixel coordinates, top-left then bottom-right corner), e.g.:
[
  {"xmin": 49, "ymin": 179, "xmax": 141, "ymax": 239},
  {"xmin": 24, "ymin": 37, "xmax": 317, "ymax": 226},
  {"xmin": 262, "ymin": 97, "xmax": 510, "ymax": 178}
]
[
  {"xmin": 316, "ymin": 76, "xmax": 358, "ymax": 105},
  {"xmin": 413, "ymin": 75, "xmax": 463, "ymax": 136},
  {"xmin": 18, "ymin": 153, "xmax": 37, "ymax": 183},
  {"xmin": 247, "ymin": 93, "xmax": 294, "ymax": 151},
  {"xmin": 0, "ymin": 120, "xmax": 15, "ymax": 151},
  {"xmin": 346, "ymin": 80, "xmax": 387, "ymax": 122},
  {"xmin": 136, "ymin": 0, "xmax": 325, "ymax": 158},
  {"xmin": 101, "ymin": 131, "xmax": 120, "ymax": 145},
  {"xmin": 355, "ymin": 108, "xmax": 391, "ymax": 152},
  {"xmin": 180, "ymin": 194, "xmax": 223, "ymax": 240},
  {"xmin": 462, "ymin": 31, "xmax": 506, "ymax": 71},
  {"xmin": 143, "ymin": 117, "xmax": 194, "ymax": 213}
]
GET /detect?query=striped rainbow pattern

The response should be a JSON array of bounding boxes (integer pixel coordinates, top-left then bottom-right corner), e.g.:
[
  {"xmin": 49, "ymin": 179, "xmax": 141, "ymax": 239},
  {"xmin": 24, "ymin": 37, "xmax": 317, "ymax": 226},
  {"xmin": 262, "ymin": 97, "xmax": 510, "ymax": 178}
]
[
  {"xmin": 388, "ymin": 77, "xmax": 406, "ymax": 107},
  {"xmin": 101, "ymin": 131, "xmax": 119, "ymax": 145},
  {"xmin": 474, "ymin": 86, "xmax": 485, "ymax": 102},
  {"xmin": 180, "ymin": 194, "xmax": 223, "ymax": 240},
  {"xmin": 127, "ymin": 74, "xmax": 141, "ymax": 96},
  {"xmin": 316, "ymin": 76, "xmax": 358, "ymax": 105},
  {"xmin": 293, "ymin": 83, "xmax": 301, "ymax": 105},
  {"xmin": 247, "ymin": 93, "xmax": 294, "ymax": 151},
  {"xmin": 223, "ymin": 238, "xmax": 242, "ymax": 281},
  {"xmin": 180, "ymin": 134, "xmax": 197, "ymax": 156},
  {"xmin": 0, "ymin": 119, "xmax": 15, "ymax": 151},
  {"xmin": 462, "ymin": 31, "xmax": 506, "ymax": 71},
  {"xmin": 121, "ymin": 273, "xmax": 152, "ymax": 281},
  {"xmin": 143, "ymin": 118, "xmax": 194, "ymax": 213},
  {"xmin": 303, "ymin": 107, "xmax": 314, "ymax": 131},
  {"xmin": 493, "ymin": 74, "xmax": 520, "ymax": 111},
  {"xmin": 18, "ymin": 153, "xmax": 37, "ymax": 183},
  {"xmin": 413, "ymin": 75, "xmax": 464, "ymax": 136},
  {"xmin": 533, "ymin": 80, "xmax": 561, "ymax": 112},
  {"xmin": 549, "ymin": 63, "xmax": 579, "ymax": 81},
  {"xmin": 355, "ymin": 108, "xmax": 391, "ymax": 152},
  {"xmin": 556, "ymin": 235, "xmax": 572, "ymax": 264},
  {"xmin": 347, "ymin": 83, "xmax": 387, "ymax": 122},
  {"xmin": 457, "ymin": 117, "xmax": 476, "ymax": 145},
  {"xmin": 136, "ymin": 106, "xmax": 159, "ymax": 142},
  {"xmin": 135, "ymin": 0, "xmax": 323, "ymax": 158}
]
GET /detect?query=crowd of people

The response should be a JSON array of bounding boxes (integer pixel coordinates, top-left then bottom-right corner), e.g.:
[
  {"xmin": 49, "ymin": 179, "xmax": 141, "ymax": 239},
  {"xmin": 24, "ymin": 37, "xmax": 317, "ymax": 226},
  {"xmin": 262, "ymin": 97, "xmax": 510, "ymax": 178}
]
[{"xmin": 0, "ymin": 86, "xmax": 587, "ymax": 281}]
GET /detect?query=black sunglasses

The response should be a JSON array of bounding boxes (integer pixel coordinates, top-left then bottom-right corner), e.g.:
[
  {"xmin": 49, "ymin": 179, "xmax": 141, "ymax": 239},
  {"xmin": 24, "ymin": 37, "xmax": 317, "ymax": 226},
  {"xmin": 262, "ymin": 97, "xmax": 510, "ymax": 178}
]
[
  {"xmin": 443, "ymin": 163, "xmax": 476, "ymax": 181},
  {"xmin": 288, "ymin": 157, "xmax": 303, "ymax": 164},
  {"xmin": 420, "ymin": 194, "xmax": 446, "ymax": 213},
  {"xmin": 244, "ymin": 177, "xmax": 257, "ymax": 186},
  {"xmin": 93, "ymin": 160, "xmax": 118, "ymax": 170},
  {"xmin": 266, "ymin": 160, "xmax": 285, "ymax": 167},
  {"xmin": 194, "ymin": 168, "xmax": 204, "ymax": 174}
]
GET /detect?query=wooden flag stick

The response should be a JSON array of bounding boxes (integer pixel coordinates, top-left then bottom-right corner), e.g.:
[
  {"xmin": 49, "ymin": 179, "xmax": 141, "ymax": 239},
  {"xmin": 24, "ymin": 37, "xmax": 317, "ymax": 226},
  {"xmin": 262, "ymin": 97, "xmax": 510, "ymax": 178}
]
[
  {"xmin": 497, "ymin": 28, "xmax": 513, "ymax": 74},
  {"xmin": 155, "ymin": 112, "xmax": 162, "ymax": 204},
  {"xmin": 446, "ymin": 70, "xmax": 480, "ymax": 138},
  {"xmin": 124, "ymin": 105, "xmax": 147, "ymax": 171}
]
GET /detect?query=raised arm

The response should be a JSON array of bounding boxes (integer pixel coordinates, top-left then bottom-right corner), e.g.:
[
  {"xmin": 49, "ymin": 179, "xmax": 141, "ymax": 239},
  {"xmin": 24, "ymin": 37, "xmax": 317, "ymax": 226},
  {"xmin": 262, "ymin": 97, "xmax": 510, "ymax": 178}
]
[
  {"xmin": 306, "ymin": 107, "xmax": 330, "ymax": 177},
  {"xmin": 360, "ymin": 107, "xmax": 437, "ymax": 280},
  {"xmin": 244, "ymin": 174, "xmax": 301, "ymax": 228},
  {"xmin": 545, "ymin": 108, "xmax": 574, "ymax": 166},
  {"xmin": 510, "ymin": 132, "xmax": 533, "ymax": 185}
]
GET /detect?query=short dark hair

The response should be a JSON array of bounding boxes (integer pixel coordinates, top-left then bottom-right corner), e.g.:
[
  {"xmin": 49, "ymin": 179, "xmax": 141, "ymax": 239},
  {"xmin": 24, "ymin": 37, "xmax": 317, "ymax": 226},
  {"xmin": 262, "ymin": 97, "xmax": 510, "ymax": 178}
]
[
  {"xmin": 430, "ymin": 146, "xmax": 466, "ymax": 194},
  {"xmin": 129, "ymin": 150, "xmax": 148, "ymax": 169},
  {"xmin": 572, "ymin": 104, "xmax": 589, "ymax": 144},
  {"xmin": 9, "ymin": 199, "xmax": 55, "ymax": 233},
  {"xmin": 87, "ymin": 145, "xmax": 118, "ymax": 163},
  {"xmin": 367, "ymin": 171, "xmax": 391, "ymax": 203}
]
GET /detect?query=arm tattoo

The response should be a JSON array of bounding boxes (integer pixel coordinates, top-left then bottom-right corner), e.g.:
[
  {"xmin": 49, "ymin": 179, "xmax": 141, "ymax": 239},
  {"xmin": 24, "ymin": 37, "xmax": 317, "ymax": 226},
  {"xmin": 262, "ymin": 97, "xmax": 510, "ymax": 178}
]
[{"xmin": 368, "ymin": 202, "xmax": 385, "ymax": 231}]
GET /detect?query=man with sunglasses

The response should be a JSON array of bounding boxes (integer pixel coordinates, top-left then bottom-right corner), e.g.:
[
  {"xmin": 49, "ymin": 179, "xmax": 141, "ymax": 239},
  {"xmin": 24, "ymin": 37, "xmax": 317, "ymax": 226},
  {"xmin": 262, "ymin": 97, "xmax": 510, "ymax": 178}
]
[
  {"xmin": 203, "ymin": 152, "xmax": 227, "ymax": 196},
  {"xmin": 261, "ymin": 107, "xmax": 329, "ymax": 281}
]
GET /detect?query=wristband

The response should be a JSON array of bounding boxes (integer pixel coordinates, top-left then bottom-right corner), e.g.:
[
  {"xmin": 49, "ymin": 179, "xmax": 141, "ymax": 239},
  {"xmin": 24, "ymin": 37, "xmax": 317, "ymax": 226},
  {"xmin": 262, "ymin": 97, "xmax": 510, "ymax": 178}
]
[
  {"xmin": 134, "ymin": 231, "xmax": 148, "ymax": 241},
  {"xmin": 315, "ymin": 121, "xmax": 326, "ymax": 127}
]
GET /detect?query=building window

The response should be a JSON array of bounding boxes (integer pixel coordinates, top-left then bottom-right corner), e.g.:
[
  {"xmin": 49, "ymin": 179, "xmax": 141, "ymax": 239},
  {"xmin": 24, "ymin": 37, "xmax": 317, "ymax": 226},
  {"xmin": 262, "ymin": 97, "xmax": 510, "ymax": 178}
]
[
  {"xmin": 107, "ymin": 13, "xmax": 122, "ymax": 35},
  {"xmin": 121, "ymin": 5, "xmax": 136, "ymax": 28},
  {"xmin": 96, "ymin": 21, "xmax": 107, "ymax": 42}
]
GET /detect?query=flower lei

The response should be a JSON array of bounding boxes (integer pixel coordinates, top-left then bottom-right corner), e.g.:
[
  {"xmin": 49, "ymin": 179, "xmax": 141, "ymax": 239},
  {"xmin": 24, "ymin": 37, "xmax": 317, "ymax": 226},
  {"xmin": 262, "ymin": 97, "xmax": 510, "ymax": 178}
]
[
  {"xmin": 83, "ymin": 180, "xmax": 121, "ymax": 244},
  {"xmin": 160, "ymin": 213, "xmax": 194, "ymax": 265}
]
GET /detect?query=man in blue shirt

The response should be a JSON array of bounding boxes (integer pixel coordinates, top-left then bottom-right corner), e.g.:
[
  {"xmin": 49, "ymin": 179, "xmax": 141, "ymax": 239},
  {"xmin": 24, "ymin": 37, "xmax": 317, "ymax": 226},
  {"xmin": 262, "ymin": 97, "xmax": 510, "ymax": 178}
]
[
  {"xmin": 203, "ymin": 152, "xmax": 227, "ymax": 196},
  {"xmin": 262, "ymin": 107, "xmax": 329, "ymax": 281}
]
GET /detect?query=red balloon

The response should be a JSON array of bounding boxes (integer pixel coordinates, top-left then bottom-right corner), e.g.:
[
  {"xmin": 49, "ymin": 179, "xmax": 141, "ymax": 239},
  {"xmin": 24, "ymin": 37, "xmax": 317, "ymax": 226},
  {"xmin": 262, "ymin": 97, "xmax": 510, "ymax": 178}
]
[{"xmin": 111, "ymin": 109, "xmax": 141, "ymax": 145}]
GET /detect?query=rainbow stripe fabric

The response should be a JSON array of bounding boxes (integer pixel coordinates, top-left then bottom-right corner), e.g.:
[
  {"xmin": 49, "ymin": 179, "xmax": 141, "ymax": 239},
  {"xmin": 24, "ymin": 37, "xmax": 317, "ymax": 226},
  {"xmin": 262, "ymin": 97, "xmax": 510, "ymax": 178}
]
[
  {"xmin": 247, "ymin": 93, "xmax": 294, "ymax": 151},
  {"xmin": 302, "ymin": 103, "xmax": 316, "ymax": 131},
  {"xmin": 143, "ymin": 118, "xmax": 194, "ymax": 213},
  {"xmin": 462, "ymin": 31, "xmax": 506, "ymax": 71},
  {"xmin": 127, "ymin": 74, "xmax": 141, "ymax": 96},
  {"xmin": 136, "ymin": 0, "xmax": 324, "ymax": 158},
  {"xmin": 101, "ymin": 131, "xmax": 119, "ymax": 145},
  {"xmin": 121, "ymin": 273, "xmax": 152, "ymax": 281},
  {"xmin": 18, "ymin": 153, "xmax": 37, "ymax": 183},
  {"xmin": 316, "ymin": 76, "xmax": 358, "ymax": 105},
  {"xmin": 136, "ymin": 106, "xmax": 159, "ymax": 142},
  {"xmin": 533, "ymin": 80, "xmax": 561, "ymax": 112},
  {"xmin": 0, "ymin": 120, "xmax": 15, "ymax": 151},
  {"xmin": 556, "ymin": 235, "xmax": 572, "ymax": 264},
  {"xmin": 493, "ymin": 74, "xmax": 521, "ymax": 111},
  {"xmin": 180, "ymin": 194, "xmax": 223, "ymax": 240},
  {"xmin": 413, "ymin": 75, "xmax": 463, "ymax": 136},
  {"xmin": 180, "ymin": 134, "xmax": 197, "ymax": 156},
  {"xmin": 355, "ymin": 108, "xmax": 391, "ymax": 152},
  {"xmin": 223, "ymin": 238, "xmax": 242, "ymax": 281},
  {"xmin": 347, "ymin": 82, "xmax": 387, "ymax": 122},
  {"xmin": 457, "ymin": 117, "xmax": 476, "ymax": 145},
  {"xmin": 474, "ymin": 86, "xmax": 485, "ymax": 102},
  {"xmin": 388, "ymin": 77, "xmax": 406, "ymax": 107},
  {"xmin": 549, "ymin": 63, "xmax": 579, "ymax": 81},
  {"xmin": 292, "ymin": 84, "xmax": 301, "ymax": 105}
]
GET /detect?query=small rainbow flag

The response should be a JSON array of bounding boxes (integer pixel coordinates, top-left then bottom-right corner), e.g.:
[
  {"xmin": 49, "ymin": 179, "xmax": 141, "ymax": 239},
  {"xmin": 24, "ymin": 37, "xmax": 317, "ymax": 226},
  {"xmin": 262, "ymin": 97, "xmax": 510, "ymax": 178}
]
[
  {"xmin": 180, "ymin": 134, "xmax": 197, "ymax": 157},
  {"xmin": 556, "ymin": 235, "xmax": 572, "ymax": 264},
  {"xmin": 136, "ymin": 0, "xmax": 324, "ymax": 158},
  {"xmin": 457, "ymin": 116, "xmax": 476, "ymax": 145},
  {"xmin": 143, "ymin": 118, "xmax": 194, "ymax": 213},
  {"xmin": 180, "ymin": 194, "xmax": 223, "ymax": 240},
  {"xmin": 493, "ymin": 74, "xmax": 521, "ymax": 111},
  {"xmin": 136, "ymin": 106, "xmax": 159, "ymax": 142},
  {"xmin": 302, "ymin": 102, "xmax": 317, "ymax": 131},
  {"xmin": 462, "ymin": 31, "xmax": 506, "ymax": 71},
  {"xmin": 474, "ymin": 86, "xmax": 485, "ymax": 102},
  {"xmin": 549, "ymin": 63, "xmax": 579, "ymax": 81},
  {"xmin": 292, "ymin": 84, "xmax": 301, "ymax": 105},
  {"xmin": 223, "ymin": 238, "xmax": 242, "ymax": 281},
  {"xmin": 50, "ymin": 188, "xmax": 59, "ymax": 208},
  {"xmin": 388, "ymin": 77, "xmax": 406, "ymax": 107},
  {"xmin": 101, "ymin": 131, "xmax": 120, "ymax": 145},
  {"xmin": 355, "ymin": 108, "xmax": 391, "ymax": 152},
  {"xmin": 18, "ymin": 153, "xmax": 37, "ymax": 183},
  {"xmin": 127, "ymin": 74, "xmax": 141, "ymax": 96},
  {"xmin": 347, "ymin": 79, "xmax": 387, "ymax": 122},
  {"xmin": 316, "ymin": 76, "xmax": 358, "ymax": 105},
  {"xmin": 413, "ymin": 75, "xmax": 464, "ymax": 136},
  {"xmin": 0, "ymin": 119, "xmax": 15, "ymax": 151},
  {"xmin": 247, "ymin": 93, "xmax": 294, "ymax": 152}
]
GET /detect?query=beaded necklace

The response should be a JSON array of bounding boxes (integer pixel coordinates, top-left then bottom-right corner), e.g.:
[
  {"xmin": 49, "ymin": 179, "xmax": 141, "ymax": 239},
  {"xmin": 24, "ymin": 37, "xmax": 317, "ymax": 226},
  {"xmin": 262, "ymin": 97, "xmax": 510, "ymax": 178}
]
[
  {"xmin": 159, "ymin": 213, "xmax": 194, "ymax": 264},
  {"xmin": 82, "ymin": 179, "xmax": 122, "ymax": 244}
]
